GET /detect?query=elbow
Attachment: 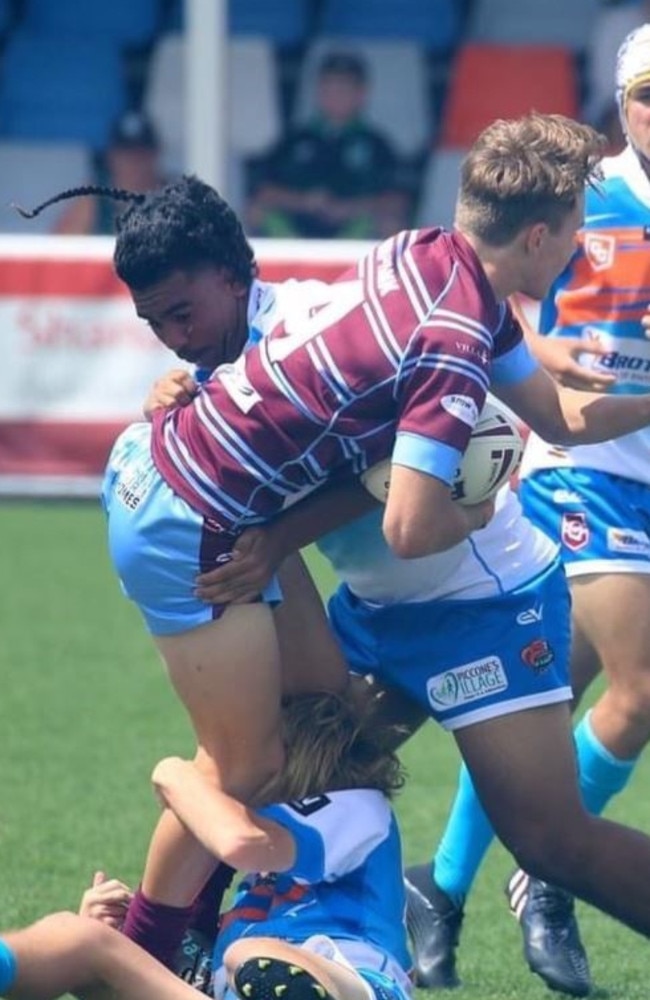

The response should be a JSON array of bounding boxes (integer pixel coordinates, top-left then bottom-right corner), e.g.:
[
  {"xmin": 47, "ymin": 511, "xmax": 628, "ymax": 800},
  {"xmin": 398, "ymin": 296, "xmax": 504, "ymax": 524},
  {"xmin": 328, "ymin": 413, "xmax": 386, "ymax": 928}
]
[
  {"xmin": 220, "ymin": 831, "xmax": 273, "ymax": 872},
  {"xmin": 383, "ymin": 514, "xmax": 444, "ymax": 559},
  {"xmin": 215, "ymin": 833, "xmax": 252, "ymax": 870}
]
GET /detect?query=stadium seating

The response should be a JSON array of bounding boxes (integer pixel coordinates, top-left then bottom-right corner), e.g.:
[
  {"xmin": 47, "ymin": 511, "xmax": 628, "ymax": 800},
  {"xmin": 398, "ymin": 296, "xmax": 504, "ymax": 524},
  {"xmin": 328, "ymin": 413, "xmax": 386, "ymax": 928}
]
[
  {"xmin": 439, "ymin": 43, "xmax": 580, "ymax": 148},
  {"xmin": 415, "ymin": 148, "xmax": 465, "ymax": 229},
  {"xmin": 21, "ymin": 0, "xmax": 160, "ymax": 48},
  {"xmin": 0, "ymin": 29, "xmax": 128, "ymax": 149},
  {"xmin": 162, "ymin": 0, "xmax": 312, "ymax": 46},
  {"xmin": 466, "ymin": 0, "xmax": 599, "ymax": 50},
  {"xmin": 0, "ymin": 141, "xmax": 90, "ymax": 233},
  {"xmin": 319, "ymin": 0, "xmax": 462, "ymax": 53},
  {"xmin": 144, "ymin": 33, "xmax": 281, "ymax": 181},
  {"xmin": 294, "ymin": 38, "xmax": 431, "ymax": 157},
  {"xmin": 0, "ymin": 0, "xmax": 12, "ymax": 37}
]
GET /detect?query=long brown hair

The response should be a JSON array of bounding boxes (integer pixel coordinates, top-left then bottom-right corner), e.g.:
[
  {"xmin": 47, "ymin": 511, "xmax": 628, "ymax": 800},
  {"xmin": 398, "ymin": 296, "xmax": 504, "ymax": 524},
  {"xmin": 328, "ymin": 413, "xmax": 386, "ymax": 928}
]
[{"xmin": 270, "ymin": 689, "xmax": 407, "ymax": 803}]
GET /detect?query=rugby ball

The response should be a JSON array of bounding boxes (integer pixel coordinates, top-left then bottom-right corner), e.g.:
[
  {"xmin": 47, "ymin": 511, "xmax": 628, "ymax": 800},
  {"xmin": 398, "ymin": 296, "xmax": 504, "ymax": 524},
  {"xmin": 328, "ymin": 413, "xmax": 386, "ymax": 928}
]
[{"xmin": 360, "ymin": 399, "xmax": 524, "ymax": 506}]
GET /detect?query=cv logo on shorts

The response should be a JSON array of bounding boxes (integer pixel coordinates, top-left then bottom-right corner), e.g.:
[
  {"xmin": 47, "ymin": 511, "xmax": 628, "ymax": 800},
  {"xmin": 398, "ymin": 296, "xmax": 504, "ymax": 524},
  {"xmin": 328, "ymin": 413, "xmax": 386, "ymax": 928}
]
[
  {"xmin": 561, "ymin": 511, "xmax": 589, "ymax": 551},
  {"xmin": 427, "ymin": 656, "xmax": 507, "ymax": 709},
  {"xmin": 520, "ymin": 638, "xmax": 554, "ymax": 674},
  {"xmin": 583, "ymin": 232, "xmax": 615, "ymax": 272}
]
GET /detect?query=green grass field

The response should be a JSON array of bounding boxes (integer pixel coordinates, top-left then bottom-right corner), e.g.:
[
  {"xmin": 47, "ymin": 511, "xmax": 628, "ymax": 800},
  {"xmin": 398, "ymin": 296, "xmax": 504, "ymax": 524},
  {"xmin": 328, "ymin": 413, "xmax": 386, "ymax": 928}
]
[{"xmin": 2, "ymin": 499, "xmax": 650, "ymax": 998}]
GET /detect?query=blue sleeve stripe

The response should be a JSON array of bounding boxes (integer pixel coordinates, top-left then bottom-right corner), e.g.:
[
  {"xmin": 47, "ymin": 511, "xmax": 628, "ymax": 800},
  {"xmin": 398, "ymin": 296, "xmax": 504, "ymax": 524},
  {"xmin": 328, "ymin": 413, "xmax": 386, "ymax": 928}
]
[{"xmin": 392, "ymin": 432, "xmax": 461, "ymax": 485}]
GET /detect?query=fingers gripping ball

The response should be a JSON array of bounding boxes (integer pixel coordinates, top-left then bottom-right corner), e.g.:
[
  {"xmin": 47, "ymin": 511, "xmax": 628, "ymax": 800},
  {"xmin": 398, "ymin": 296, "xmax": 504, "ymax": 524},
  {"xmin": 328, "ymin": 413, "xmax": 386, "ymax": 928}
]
[{"xmin": 361, "ymin": 398, "xmax": 524, "ymax": 505}]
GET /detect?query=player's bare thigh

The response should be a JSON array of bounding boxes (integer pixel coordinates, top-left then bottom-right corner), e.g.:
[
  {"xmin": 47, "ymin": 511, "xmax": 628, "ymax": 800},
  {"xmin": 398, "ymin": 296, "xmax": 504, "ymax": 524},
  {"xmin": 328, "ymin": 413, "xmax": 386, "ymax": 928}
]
[
  {"xmin": 155, "ymin": 603, "xmax": 284, "ymax": 800},
  {"xmin": 571, "ymin": 572, "xmax": 650, "ymax": 757},
  {"xmin": 274, "ymin": 554, "xmax": 349, "ymax": 696},
  {"xmin": 3, "ymin": 912, "xmax": 199, "ymax": 1000},
  {"xmin": 454, "ymin": 702, "xmax": 586, "ymax": 871}
]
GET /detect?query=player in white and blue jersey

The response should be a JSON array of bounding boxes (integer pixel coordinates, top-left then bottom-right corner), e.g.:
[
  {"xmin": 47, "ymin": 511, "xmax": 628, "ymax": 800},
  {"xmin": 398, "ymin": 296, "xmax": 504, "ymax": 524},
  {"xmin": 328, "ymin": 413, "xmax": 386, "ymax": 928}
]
[
  {"xmin": 399, "ymin": 27, "xmax": 650, "ymax": 998},
  {"xmin": 0, "ymin": 693, "xmax": 412, "ymax": 1000},
  {"xmin": 495, "ymin": 24, "xmax": 650, "ymax": 994}
]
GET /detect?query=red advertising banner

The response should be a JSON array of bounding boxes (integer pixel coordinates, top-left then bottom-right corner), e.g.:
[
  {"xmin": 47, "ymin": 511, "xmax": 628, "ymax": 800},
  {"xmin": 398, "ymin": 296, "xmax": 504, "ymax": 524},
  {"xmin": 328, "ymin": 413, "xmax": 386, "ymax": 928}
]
[{"xmin": 0, "ymin": 235, "xmax": 369, "ymax": 496}]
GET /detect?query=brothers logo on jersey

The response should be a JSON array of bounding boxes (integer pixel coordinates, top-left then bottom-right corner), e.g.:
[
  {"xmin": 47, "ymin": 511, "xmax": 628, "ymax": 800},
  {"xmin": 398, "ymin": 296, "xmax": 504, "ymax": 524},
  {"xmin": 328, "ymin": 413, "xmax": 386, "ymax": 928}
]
[
  {"xmin": 561, "ymin": 512, "xmax": 590, "ymax": 551},
  {"xmin": 583, "ymin": 232, "xmax": 616, "ymax": 272}
]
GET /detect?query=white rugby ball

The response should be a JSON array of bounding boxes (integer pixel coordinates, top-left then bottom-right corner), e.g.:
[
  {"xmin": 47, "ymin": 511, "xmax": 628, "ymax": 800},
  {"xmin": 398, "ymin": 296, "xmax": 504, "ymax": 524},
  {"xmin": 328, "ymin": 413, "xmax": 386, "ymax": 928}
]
[{"xmin": 360, "ymin": 399, "xmax": 524, "ymax": 506}]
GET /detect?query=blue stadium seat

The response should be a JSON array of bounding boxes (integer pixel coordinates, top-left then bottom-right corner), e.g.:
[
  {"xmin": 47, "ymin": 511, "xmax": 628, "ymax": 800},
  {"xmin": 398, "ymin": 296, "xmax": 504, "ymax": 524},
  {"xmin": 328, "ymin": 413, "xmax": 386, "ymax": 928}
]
[
  {"xmin": 0, "ymin": 0, "xmax": 13, "ymax": 37},
  {"xmin": 162, "ymin": 0, "xmax": 311, "ymax": 46},
  {"xmin": 0, "ymin": 30, "xmax": 128, "ymax": 149},
  {"xmin": 319, "ymin": 0, "xmax": 461, "ymax": 52},
  {"xmin": 22, "ymin": 0, "xmax": 160, "ymax": 48},
  {"xmin": 230, "ymin": 0, "xmax": 310, "ymax": 46}
]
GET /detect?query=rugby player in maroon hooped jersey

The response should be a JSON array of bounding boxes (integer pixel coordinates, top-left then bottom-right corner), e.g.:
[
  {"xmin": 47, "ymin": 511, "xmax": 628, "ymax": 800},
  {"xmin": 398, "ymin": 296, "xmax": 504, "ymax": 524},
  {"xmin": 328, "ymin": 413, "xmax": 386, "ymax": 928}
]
[{"xmin": 22, "ymin": 113, "xmax": 650, "ymax": 973}]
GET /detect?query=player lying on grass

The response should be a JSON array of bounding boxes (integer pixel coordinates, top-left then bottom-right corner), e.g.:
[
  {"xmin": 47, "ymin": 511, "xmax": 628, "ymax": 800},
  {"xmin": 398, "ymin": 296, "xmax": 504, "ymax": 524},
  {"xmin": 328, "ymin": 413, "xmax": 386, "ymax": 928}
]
[{"xmin": 0, "ymin": 691, "xmax": 412, "ymax": 1000}]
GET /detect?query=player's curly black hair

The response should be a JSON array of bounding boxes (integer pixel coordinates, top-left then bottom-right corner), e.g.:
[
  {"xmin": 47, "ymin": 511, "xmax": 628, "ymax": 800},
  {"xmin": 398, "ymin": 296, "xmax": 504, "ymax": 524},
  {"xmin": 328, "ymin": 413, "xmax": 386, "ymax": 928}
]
[
  {"xmin": 14, "ymin": 175, "xmax": 257, "ymax": 290},
  {"xmin": 113, "ymin": 175, "xmax": 258, "ymax": 290}
]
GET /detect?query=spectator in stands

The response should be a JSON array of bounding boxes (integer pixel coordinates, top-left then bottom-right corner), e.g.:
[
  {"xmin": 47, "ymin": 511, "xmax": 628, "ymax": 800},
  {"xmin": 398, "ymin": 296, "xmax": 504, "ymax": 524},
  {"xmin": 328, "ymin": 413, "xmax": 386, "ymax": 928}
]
[
  {"xmin": 245, "ymin": 52, "xmax": 408, "ymax": 240},
  {"xmin": 54, "ymin": 110, "xmax": 167, "ymax": 235}
]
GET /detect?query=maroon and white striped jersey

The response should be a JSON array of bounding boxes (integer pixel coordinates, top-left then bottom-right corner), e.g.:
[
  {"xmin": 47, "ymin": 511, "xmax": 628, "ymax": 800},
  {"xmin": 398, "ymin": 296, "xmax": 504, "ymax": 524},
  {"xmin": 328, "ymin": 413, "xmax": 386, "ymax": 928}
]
[{"xmin": 151, "ymin": 227, "xmax": 536, "ymax": 529}]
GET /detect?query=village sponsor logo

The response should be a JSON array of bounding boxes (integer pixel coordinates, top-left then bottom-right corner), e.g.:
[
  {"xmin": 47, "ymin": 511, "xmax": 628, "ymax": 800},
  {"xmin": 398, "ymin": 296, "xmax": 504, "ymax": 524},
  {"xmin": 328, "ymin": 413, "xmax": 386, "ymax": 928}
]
[{"xmin": 427, "ymin": 656, "xmax": 508, "ymax": 709}]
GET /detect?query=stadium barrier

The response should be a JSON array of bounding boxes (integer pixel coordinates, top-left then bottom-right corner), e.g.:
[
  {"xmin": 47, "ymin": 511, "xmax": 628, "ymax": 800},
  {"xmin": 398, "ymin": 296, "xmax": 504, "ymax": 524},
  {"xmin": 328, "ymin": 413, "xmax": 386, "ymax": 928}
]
[{"xmin": 0, "ymin": 235, "xmax": 371, "ymax": 497}]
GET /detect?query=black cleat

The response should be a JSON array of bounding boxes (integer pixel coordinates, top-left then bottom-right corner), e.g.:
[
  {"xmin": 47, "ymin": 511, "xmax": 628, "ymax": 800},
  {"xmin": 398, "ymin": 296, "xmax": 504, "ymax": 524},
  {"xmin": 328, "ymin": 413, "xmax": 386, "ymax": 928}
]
[
  {"xmin": 404, "ymin": 863, "xmax": 464, "ymax": 989},
  {"xmin": 506, "ymin": 869, "xmax": 591, "ymax": 997},
  {"xmin": 234, "ymin": 957, "xmax": 335, "ymax": 1000},
  {"xmin": 172, "ymin": 928, "xmax": 215, "ymax": 994}
]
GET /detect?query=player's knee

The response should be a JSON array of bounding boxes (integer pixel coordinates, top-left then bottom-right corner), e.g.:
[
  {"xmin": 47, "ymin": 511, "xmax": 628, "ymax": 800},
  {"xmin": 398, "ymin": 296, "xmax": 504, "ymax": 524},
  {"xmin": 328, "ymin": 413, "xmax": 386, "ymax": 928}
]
[
  {"xmin": 606, "ymin": 681, "xmax": 650, "ymax": 735},
  {"xmin": 194, "ymin": 738, "xmax": 285, "ymax": 802}
]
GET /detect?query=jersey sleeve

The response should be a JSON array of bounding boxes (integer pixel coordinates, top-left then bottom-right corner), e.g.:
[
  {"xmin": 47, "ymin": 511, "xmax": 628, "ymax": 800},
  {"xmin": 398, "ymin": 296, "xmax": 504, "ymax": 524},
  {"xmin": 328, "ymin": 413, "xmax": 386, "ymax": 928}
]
[
  {"xmin": 491, "ymin": 306, "xmax": 539, "ymax": 384},
  {"xmin": 391, "ymin": 310, "xmax": 492, "ymax": 484},
  {"xmin": 258, "ymin": 789, "xmax": 393, "ymax": 883}
]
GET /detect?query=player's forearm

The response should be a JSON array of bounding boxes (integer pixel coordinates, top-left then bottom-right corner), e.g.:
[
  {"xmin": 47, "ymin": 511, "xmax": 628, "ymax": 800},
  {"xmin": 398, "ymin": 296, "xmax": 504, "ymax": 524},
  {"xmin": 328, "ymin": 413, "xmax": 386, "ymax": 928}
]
[
  {"xmin": 152, "ymin": 759, "xmax": 292, "ymax": 872},
  {"xmin": 267, "ymin": 478, "xmax": 379, "ymax": 560},
  {"xmin": 382, "ymin": 465, "xmax": 492, "ymax": 558},
  {"xmin": 552, "ymin": 388, "xmax": 650, "ymax": 445}
]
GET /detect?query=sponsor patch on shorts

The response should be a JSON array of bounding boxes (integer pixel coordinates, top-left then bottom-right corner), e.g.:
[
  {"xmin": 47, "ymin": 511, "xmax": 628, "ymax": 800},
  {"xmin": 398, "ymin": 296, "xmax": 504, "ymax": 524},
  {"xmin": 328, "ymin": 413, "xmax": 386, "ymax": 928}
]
[
  {"xmin": 606, "ymin": 527, "xmax": 650, "ymax": 556},
  {"xmin": 520, "ymin": 637, "xmax": 554, "ymax": 673},
  {"xmin": 115, "ymin": 464, "xmax": 156, "ymax": 511},
  {"xmin": 427, "ymin": 656, "xmax": 508, "ymax": 709}
]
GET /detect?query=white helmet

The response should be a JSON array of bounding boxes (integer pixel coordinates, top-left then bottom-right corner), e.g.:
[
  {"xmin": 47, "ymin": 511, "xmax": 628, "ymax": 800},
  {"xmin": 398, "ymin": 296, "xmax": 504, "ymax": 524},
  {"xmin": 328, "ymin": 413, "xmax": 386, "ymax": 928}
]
[{"xmin": 616, "ymin": 23, "xmax": 650, "ymax": 134}]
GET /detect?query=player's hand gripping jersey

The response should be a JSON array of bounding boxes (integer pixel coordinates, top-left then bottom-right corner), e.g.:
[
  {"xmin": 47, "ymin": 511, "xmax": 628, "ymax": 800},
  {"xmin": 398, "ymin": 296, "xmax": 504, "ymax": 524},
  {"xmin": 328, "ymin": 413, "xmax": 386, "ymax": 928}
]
[
  {"xmin": 151, "ymin": 228, "xmax": 536, "ymax": 530},
  {"xmin": 521, "ymin": 147, "xmax": 650, "ymax": 486}
]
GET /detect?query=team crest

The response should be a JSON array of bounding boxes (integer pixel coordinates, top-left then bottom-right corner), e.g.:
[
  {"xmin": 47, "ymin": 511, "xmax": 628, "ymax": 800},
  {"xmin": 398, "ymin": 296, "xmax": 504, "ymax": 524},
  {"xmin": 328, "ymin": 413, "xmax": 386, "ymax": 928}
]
[
  {"xmin": 583, "ymin": 233, "xmax": 615, "ymax": 272},
  {"xmin": 561, "ymin": 511, "xmax": 589, "ymax": 551}
]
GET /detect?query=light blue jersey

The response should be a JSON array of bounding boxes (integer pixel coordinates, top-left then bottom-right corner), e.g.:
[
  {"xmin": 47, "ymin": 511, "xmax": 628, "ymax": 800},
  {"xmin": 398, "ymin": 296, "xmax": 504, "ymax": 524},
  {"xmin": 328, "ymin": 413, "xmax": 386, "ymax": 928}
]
[
  {"xmin": 522, "ymin": 145, "xmax": 650, "ymax": 485},
  {"xmin": 213, "ymin": 789, "xmax": 412, "ymax": 995}
]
